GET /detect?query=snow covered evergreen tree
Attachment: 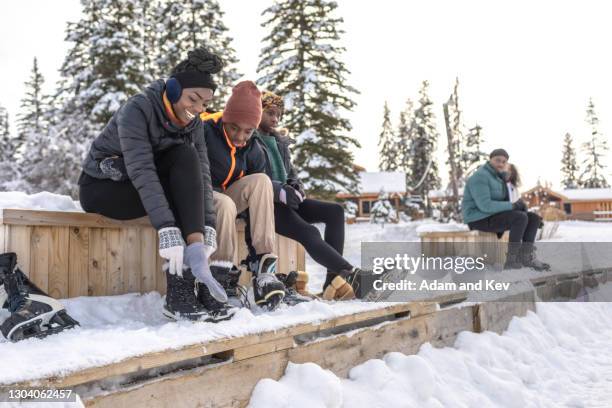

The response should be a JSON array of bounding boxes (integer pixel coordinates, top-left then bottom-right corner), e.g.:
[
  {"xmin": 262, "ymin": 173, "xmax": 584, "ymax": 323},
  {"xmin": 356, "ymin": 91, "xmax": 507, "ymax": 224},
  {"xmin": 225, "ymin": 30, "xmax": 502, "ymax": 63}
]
[
  {"xmin": 256, "ymin": 0, "xmax": 360, "ymax": 200},
  {"xmin": 0, "ymin": 105, "xmax": 17, "ymax": 190},
  {"xmin": 0, "ymin": 105, "xmax": 12, "ymax": 160},
  {"xmin": 378, "ymin": 101, "xmax": 398, "ymax": 171},
  {"xmin": 396, "ymin": 98, "xmax": 414, "ymax": 179},
  {"xmin": 370, "ymin": 190, "xmax": 397, "ymax": 227},
  {"xmin": 579, "ymin": 98, "xmax": 609, "ymax": 188},
  {"xmin": 344, "ymin": 200, "xmax": 358, "ymax": 222},
  {"xmin": 407, "ymin": 81, "xmax": 440, "ymax": 213},
  {"xmin": 560, "ymin": 132, "xmax": 579, "ymax": 189},
  {"xmin": 154, "ymin": 0, "xmax": 241, "ymax": 108},
  {"xmin": 87, "ymin": 0, "xmax": 149, "ymax": 126},
  {"xmin": 16, "ymin": 57, "xmax": 48, "ymax": 159},
  {"xmin": 462, "ymin": 124, "xmax": 486, "ymax": 174}
]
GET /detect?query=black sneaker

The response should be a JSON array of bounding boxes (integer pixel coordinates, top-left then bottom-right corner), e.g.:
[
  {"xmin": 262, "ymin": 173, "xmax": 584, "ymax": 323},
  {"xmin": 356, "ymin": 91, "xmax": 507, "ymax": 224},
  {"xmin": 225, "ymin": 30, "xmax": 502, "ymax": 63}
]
[
  {"xmin": 251, "ymin": 254, "xmax": 285, "ymax": 310},
  {"xmin": 163, "ymin": 268, "xmax": 215, "ymax": 321},
  {"xmin": 275, "ymin": 271, "xmax": 312, "ymax": 306}
]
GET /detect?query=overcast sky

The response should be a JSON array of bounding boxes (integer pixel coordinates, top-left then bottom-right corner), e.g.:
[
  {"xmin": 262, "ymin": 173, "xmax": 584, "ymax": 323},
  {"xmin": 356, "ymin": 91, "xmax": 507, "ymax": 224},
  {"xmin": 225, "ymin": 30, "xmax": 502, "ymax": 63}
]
[{"xmin": 1, "ymin": 0, "xmax": 610, "ymax": 190}]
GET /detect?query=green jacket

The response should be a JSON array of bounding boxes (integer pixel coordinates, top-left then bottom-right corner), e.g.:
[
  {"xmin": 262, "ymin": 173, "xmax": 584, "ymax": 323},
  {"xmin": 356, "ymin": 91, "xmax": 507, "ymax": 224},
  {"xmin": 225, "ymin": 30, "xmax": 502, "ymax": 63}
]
[{"xmin": 462, "ymin": 162, "xmax": 512, "ymax": 223}]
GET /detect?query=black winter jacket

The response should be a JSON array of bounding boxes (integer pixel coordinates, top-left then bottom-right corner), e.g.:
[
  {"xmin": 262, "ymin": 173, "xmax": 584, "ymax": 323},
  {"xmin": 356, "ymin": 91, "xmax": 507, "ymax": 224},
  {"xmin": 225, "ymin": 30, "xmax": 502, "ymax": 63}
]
[
  {"xmin": 201, "ymin": 112, "xmax": 267, "ymax": 191},
  {"xmin": 81, "ymin": 80, "xmax": 216, "ymax": 230}
]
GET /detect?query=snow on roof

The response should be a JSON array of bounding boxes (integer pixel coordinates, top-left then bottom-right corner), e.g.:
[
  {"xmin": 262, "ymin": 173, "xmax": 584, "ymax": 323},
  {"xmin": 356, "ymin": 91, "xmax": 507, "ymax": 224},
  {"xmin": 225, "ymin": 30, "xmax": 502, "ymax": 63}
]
[
  {"xmin": 358, "ymin": 172, "xmax": 406, "ymax": 194},
  {"xmin": 560, "ymin": 188, "xmax": 612, "ymax": 201}
]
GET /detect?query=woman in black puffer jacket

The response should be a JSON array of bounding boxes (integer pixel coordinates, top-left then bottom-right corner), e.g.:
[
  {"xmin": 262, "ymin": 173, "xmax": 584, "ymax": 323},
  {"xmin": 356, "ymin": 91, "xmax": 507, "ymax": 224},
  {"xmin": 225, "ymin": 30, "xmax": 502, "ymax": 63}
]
[{"xmin": 79, "ymin": 47, "xmax": 233, "ymax": 322}]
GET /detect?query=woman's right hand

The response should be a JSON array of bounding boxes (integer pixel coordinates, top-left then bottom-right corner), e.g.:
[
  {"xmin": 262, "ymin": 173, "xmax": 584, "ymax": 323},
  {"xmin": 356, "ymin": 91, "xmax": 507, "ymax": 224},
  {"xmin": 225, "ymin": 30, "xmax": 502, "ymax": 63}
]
[{"xmin": 158, "ymin": 227, "xmax": 186, "ymax": 276}]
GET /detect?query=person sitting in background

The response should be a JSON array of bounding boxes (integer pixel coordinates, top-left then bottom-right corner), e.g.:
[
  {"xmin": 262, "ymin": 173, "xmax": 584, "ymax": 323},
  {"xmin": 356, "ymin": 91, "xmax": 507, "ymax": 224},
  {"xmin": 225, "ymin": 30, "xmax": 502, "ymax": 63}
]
[
  {"xmin": 462, "ymin": 149, "xmax": 549, "ymax": 271},
  {"xmin": 201, "ymin": 81, "xmax": 286, "ymax": 310},
  {"xmin": 506, "ymin": 163, "xmax": 521, "ymax": 203},
  {"xmin": 252, "ymin": 91, "xmax": 375, "ymax": 301}
]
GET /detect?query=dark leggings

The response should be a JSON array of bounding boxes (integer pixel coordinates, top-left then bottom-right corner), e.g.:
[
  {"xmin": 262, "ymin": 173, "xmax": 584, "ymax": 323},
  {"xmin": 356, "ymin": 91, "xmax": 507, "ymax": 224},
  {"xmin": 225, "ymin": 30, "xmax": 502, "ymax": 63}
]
[
  {"xmin": 468, "ymin": 210, "xmax": 541, "ymax": 243},
  {"xmin": 79, "ymin": 144, "xmax": 204, "ymax": 238},
  {"xmin": 244, "ymin": 198, "xmax": 352, "ymax": 284}
]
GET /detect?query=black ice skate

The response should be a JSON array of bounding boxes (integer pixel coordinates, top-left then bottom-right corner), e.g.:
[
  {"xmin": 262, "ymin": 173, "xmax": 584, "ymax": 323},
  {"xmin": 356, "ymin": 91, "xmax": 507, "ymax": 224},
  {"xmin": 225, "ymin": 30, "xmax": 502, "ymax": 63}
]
[
  {"xmin": 0, "ymin": 252, "xmax": 79, "ymax": 342},
  {"xmin": 163, "ymin": 266, "xmax": 216, "ymax": 322},
  {"xmin": 249, "ymin": 254, "xmax": 285, "ymax": 310}
]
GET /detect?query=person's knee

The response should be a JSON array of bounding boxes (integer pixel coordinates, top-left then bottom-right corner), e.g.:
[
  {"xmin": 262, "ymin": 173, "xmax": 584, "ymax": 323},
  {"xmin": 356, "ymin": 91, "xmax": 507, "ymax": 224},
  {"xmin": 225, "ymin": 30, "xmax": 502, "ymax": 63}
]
[
  {"xmin": 215, "ymin": 194, "xmax": 237, "ymax": 218},
  {"xmin": 329, "ymin": 203, "xmax": 345, "ymax": 221},
  {"xmin": 248, "ymin": 173, "xmax": 273, "ymax": 190},
  {"xmin": 510, "ymin": 210, "xmax": 528, "ymax": 225},
  {"xmin": 303, "ymin": 223, "xmax": 321, "ymax": 240}
]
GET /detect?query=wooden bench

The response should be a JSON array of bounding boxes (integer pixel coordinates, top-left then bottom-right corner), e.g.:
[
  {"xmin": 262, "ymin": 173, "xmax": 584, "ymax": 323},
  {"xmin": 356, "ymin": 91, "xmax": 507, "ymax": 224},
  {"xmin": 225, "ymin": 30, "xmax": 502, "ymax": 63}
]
[
  {"xmin": 0, "ymin": 209, "xmax": 305, "ymax": 299},
  {"xmin": 418, "ymin": 229, "xmax": 509, "ymax": 264}
]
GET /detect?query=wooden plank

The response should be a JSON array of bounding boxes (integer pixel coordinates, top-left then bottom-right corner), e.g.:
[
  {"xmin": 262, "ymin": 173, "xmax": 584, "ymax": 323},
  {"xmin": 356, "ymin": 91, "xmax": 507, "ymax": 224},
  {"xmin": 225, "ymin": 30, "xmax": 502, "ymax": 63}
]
[
  {"xmin": 122, "ymin": 228, "xmax": 141, "ymax": 293},
  {"xmin": 0, "ymin": 225, "xmax": 5, "ymax": 252},
  {"xmin": 155, "ymin": 249, "xmax": 166, "ymax": 295},
  {"xmin": 107, "ymin": 229, "xmax": 124, "ymax": 295},
  {"xmin": 69, "ymin": 227, "xmax": 90, "ymax": 298},
  {"xmin": 296, "ymin": 243, "xmax": 306, "ymax": 272},
  {"xmin": 83, "ymin": 309, "xmax": 471, "ymax": 408},
  {"xmin": 88, "ymin": 229, "xmax": 108, "ymax": 296},
  {"xmin": 0, "ymin": 209, "xmax": 151, "ymax": 228},
  {"xmin": 7, "ymin": 225, "xmax": 32, "ymax": 276},
  {"xmin": 24, "ymin": 302, "xmax": 428, "ymax": 389},
  {"xmin": 30, "ymin": 226, "xmax": 52, "ymax": 293},
  {"xmin": 234, "ymin": 336, "xmax": 295, "ymax": 361},
  {"xmin": 140, "ymin": 228, "xmax": 157, "ymax": 293},
  {"xmin": 48, "ymin": 226, "xmax": 70, "ymax": 299}
]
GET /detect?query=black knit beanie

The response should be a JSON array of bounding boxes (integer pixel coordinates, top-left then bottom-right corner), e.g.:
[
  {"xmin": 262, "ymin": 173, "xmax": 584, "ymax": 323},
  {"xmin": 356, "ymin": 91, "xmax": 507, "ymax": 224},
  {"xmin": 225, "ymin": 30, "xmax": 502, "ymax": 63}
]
[
  {"xmin": 489, "ymin": 148, "xmax": 509, "ymax": 159},
  {"xmin": 170, "ymin": 47, "xmax": 223, "ymax": 91}
]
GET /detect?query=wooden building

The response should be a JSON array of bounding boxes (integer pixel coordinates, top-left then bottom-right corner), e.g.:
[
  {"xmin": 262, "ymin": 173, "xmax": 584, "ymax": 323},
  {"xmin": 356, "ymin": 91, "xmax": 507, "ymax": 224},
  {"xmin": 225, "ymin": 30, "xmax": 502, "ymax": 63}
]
[
  {"xmin": 522, "ymin": 185, "xmax": 612, "ymax": 221},
  {"xmin": 337, "ymin": 171, "xmax": 406, "ymax": 219}
]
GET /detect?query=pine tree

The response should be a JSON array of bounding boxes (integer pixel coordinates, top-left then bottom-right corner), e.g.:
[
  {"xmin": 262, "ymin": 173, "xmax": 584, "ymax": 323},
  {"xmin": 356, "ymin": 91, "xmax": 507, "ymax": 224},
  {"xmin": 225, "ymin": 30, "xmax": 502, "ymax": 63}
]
[
  {"xmin": 396, "ymin": 98, "xmax": 414, "ymax": 178},
  {"xmin": 256, "ymin": 0, "xmax": 360, "ymax": 200},
  {"xmin": 579, "ymin": 98, "xmax": 609, "ymax": 188},
  {"xmin": 370, "ymin": 189, "xmax": 397, "ymax": 227},
  {"xmin": 407, "ymin": 81, "xmax": 440, "ymax": 213},
  {"xmin": 462, "ymin": 124, "xmax": 486, "ymax": 174},
  {"xmin": 0, "ymin": 105, "xmax": 11, "ymax": 159},
  {"xmin": 0, "ymin": 105, "xmax": 16, "ymax": 191},
  {"xmin": 16, "ymin": 57, "xmax": 48, "ymax": 158},
  {"xmin": 560, "ymin": 132, "xmax": 579, "ymax": 189},
  {"xmin": 154, "ymin": 0, "xmax": 241, "ymax": 108},
  {"xmin": 87, "ymin": 0, "xmax": 150, "ymax": 127},
  {"xmin": 378, "ymin": 101, "xmax": 398, "ymax": 171}
]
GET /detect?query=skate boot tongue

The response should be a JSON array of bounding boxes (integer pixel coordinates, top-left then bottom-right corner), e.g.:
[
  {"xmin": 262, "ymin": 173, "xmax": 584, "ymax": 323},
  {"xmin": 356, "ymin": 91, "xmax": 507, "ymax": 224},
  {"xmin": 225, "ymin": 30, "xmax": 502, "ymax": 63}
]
[{"xmin": 0, "ymin": 252, "xmax": 17, "ymax": 276}]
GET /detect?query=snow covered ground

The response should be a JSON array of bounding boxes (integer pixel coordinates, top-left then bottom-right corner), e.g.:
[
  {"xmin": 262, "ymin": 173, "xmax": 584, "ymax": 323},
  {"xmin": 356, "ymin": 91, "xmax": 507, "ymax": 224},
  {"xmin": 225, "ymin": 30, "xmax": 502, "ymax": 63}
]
[
  {"xmin": 1, "ymin": 193, "xmax": 612, "ymax": 407},
  {"xmin": 248, "ymin": 299, "xmax": 612, "ymax": 408}
]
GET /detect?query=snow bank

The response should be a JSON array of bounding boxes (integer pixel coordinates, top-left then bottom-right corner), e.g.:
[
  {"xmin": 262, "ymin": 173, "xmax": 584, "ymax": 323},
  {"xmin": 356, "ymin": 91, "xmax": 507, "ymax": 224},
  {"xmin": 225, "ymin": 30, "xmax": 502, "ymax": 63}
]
[
  {"xmin": 0, "ymin": 293, "xmax": 395, "ymax": 385},
  {"xmin": 0, "ymin": 191, "xmax": 81, "ymax": 212},
  {"xmin": 415, "ymin": 221, "xmax": 469, "ymax": 234},
  {"xmin": 248, "ymin": 300, "xmax": 612, "ymax": 408}
]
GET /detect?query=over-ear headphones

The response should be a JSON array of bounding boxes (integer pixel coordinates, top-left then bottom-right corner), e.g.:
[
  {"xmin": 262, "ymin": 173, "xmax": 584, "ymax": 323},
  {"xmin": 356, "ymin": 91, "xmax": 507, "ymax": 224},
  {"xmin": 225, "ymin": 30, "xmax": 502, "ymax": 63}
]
[{"xmin": 166, "ymin": 77, "xmax": 182, "ymax": 103}]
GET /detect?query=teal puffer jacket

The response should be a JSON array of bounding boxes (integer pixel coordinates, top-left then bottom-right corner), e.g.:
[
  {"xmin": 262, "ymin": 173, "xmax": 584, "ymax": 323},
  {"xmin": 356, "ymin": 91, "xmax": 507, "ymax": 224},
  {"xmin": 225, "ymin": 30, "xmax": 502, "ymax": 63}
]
[{"xmin": 462, "ymin": 162, "xmax": 512, "ymax": 223}]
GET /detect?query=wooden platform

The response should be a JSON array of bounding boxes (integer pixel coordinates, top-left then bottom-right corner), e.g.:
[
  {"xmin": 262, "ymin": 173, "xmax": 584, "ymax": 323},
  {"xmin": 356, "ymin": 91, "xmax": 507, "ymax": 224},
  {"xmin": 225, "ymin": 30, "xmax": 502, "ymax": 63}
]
[
  {"xmin": 3, "ymin": 266, "xmax": 608, "ymax": 407},
  {"xmin": 418, "ymin": 229, "xmax": 509, "ymax": 264},
  {"xmin": 0, "ymin": 209, "xmax": 305, "ymax": 298}
]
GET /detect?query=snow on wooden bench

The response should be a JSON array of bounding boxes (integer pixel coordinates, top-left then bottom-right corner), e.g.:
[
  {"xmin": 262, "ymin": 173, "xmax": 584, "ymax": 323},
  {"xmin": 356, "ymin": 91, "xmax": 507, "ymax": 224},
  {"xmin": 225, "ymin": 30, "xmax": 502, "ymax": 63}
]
[
  {"xmin": 417, "ymin": 223, "xmax": 509, "ymax": 264},
  {"xmin": 0, "ymin": 208, "xmax": 305, "ymax": 299}
]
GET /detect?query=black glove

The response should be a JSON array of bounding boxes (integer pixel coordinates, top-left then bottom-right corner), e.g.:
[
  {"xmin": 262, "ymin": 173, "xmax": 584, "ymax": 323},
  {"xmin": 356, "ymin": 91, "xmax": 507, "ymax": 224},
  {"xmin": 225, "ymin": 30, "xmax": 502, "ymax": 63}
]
[
  {"xmin": 279, "ymin": 184, "xmax": 304, "ymax": 210},
  {"xmin": 287, "ymin": 179, "xmax": 306, "ymax": 198},
  {"xmin": 512, "ymin": 199, "xmax": 527, "ymax": 212}
]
